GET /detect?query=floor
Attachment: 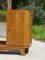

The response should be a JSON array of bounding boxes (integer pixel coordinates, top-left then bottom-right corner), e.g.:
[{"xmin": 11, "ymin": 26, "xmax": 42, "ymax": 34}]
[{"xmin": 0, "ymin": 23, "xmax": 45, "ymax": 60}]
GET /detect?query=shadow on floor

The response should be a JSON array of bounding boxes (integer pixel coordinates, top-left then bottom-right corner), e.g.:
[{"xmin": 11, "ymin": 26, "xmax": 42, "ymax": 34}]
[{"xmin": 0, "ymin": 50, "xmax": 21, "ymax": 55}]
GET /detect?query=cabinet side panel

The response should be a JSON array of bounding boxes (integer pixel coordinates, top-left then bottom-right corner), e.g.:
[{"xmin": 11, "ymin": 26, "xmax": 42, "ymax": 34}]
[{"xmin": 24, "ymin": 11, "xmax": 32, "ymax": 47}]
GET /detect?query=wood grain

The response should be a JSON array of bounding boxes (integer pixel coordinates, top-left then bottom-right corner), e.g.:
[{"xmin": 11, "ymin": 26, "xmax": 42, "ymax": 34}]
[
  {"xmin": 0, "ymin": 10, "xmax": 32, "ymax": 52},
  {"xmin": 6, "ymin": 10, "xmax": 32, "ymax": 47}
]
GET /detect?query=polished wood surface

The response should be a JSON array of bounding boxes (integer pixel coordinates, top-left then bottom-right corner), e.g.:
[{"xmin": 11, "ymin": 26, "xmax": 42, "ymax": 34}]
[{"xmin": 6, "ymin": 10, "xmax": 32, "ymax": 47}]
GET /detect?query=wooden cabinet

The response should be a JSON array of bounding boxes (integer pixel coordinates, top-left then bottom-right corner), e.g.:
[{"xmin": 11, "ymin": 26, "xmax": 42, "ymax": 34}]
[
  {"xmin": 0, "ymin": 10, "xmax": 32, "ymax": 55},
  {"xmin": 6, "ymin": 10, "xmax": 32, "ymax": 48}
]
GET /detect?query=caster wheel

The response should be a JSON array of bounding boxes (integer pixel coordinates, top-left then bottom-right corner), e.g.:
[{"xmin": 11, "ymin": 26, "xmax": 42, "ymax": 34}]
[
  {"xmin": 20, "ymin": 48, "xmax": 29, "ymax": 56},
  {"xmin": 24, "ymin": 48, "xmax": 28, "ymax": 54}
]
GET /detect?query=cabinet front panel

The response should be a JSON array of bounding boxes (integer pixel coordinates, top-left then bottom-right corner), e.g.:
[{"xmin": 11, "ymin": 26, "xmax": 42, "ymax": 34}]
[{"xmin": 7, "ymin": 10, "xmax": 25, "ymax": 46}]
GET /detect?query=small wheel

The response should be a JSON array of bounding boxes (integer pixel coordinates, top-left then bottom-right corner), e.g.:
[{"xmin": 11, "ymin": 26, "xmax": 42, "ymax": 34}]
[
  {"xmin": 24, "ymin": 48, "xmax": 29, "ymax": 54},
  {"xmin": 20, "ymin": 48, "xmax": 29, "ymax": 55}
]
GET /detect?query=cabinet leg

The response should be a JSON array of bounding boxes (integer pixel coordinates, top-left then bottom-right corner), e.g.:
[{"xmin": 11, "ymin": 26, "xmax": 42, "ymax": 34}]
[{"xmin": 20, "ymin": 48, "xmax": 29, "ymax": 56}]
